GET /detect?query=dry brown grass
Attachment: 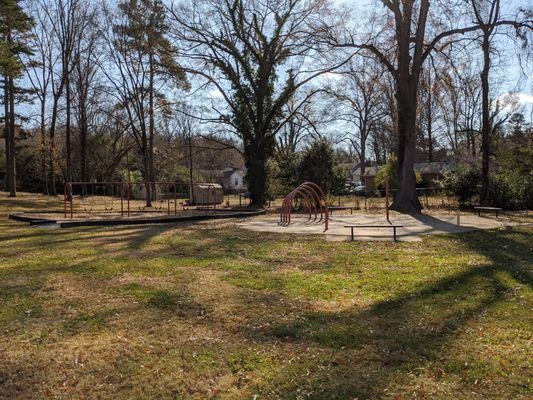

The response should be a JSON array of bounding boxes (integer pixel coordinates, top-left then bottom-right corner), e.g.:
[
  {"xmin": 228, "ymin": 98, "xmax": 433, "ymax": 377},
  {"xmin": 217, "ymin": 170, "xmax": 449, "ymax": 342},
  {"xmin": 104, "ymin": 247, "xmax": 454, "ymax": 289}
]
[{"xmin": 0, "ymin": 192, "xmax": 531, "ymax": 399}]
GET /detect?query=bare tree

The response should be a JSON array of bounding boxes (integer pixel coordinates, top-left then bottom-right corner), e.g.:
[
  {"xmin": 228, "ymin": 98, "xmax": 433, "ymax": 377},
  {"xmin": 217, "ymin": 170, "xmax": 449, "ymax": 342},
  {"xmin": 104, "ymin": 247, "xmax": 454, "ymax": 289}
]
[
  {"xmin": 100, "ymin": 0, "xmax": 187, "ymax": 207},
  {"xmin": 469, "ymin": 0, "xmax": 531, "ymax": 204},
  {"xmin": 328, "ymin": 0, "xmax": 530, "ymax": 212},
  {"xmin": 437, "ymin": 60, "xmax": 482, "ymax": 159},
  {"xmin": 72, "ymin": 3, "xmax": 99, "ymax": 189},
  {"xmin": 325, "ymin": 59, "xmax": 385, "ymax": 176},
  {"xmin": 168, "ymin": 0, "xmax": 348, "ymax": 206},
  {"xmin": 45, "ymin": 0, "xmax": 91, "ymax": 184},
  {"xmin": 40, "ymin": 0, "xmax": 83, "ymax": 193},
  {"xmin": 89, "ymin": 107, "xmax": 133, "ymax": 182},
  {"xmin": 276, "ymin": 95, "xmax": 321, "ymax": 153}
]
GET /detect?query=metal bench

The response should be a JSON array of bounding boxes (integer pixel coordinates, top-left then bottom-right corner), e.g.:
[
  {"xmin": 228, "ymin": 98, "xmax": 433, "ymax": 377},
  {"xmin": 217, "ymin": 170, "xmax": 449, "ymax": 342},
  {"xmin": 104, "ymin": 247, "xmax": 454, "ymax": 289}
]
[
  {"xmin": 329, "ymin": 206, "xmax": 355, "ymax": 214},
  {"xmin": 344, "ymin": 224, "xmax": 403, "ymax": 242},
  {"xmin": 474, "ymin": 206, "xmax": 502, "ymax": 218}
]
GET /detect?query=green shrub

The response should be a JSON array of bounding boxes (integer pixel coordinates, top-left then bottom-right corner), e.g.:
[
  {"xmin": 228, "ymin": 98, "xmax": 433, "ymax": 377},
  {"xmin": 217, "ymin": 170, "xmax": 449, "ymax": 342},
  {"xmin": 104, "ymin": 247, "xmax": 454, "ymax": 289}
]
[
  {"xmin": 118, "ymin": 169, "xmax": 143, "ymax": 183},
  {"xmin": 492, "ymin": 146, "xmax": 533, "ymax": 209},
  {"xmin": 298, "ymin": 138, "xmax": 346, "ymax": 195},
  {"xmin": 439, "ymin": 166, "xmax": 481, "ymax": 207},
  {"xmin": 489, "ymin": 173, "xmax": 533, "ymax": 210},
  {"xmin": 375, "ymin": 154, "xmax": 422, "ymax": 191},
  {"xmin": 269, "ymin": 148, "xmax": 301, "ymax": 197}
]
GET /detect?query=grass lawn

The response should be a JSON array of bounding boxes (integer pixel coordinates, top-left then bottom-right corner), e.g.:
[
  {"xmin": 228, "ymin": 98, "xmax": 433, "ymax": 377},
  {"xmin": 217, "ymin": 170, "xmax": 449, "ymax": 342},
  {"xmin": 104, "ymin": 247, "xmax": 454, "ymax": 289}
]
[{"xmin": 0, "ymin": 193, "xmax": 531, "ymax": 399}]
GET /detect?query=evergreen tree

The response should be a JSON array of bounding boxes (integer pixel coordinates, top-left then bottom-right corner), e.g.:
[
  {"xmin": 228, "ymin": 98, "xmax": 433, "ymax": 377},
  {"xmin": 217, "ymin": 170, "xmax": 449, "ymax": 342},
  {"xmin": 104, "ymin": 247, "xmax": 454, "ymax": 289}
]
[
  {"xmin": 0, "ymin": 0, "xmax": 33, "ymax": 196},
  {"xmin": 110, "ymin": 0, "xmax": 187, "ymax": 206},
  {"xmin": 298, "ymin": 139, "xmax": 346, "ymax": 195}
]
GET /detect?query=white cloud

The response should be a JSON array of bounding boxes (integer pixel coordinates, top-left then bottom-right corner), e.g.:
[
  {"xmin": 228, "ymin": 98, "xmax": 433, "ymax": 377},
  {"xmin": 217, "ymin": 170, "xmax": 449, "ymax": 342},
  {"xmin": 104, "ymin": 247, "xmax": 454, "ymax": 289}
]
[
  {"xmin": 208, "ymin": 89, "xmax": 223, "ymax": 99},
  {"xmin": 496, "ymin": 92, "xmax": 533, "ymax": 105},
  {"xmin": 321, "ymin": 72, "xmax": 342, "ymax": 80},
  {"xmin": 493, "ymin": 92, "xmax": 533, "ymax": 117},
  {"xmin": 516, "ymin": 93, "xmax": 533, "ymax": 104}
]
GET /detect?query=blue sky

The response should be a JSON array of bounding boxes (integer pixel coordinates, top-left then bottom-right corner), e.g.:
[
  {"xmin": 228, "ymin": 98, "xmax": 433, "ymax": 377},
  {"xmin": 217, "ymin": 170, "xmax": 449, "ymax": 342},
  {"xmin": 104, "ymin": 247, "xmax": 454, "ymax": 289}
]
[{"xmin": 12, "ymin": 0, "xmax": 533, "ymax": 126}]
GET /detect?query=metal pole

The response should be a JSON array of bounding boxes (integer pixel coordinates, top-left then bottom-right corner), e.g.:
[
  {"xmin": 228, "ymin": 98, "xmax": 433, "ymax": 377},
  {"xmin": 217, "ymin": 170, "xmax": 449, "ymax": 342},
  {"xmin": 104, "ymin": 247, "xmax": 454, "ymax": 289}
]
[
  {"xmin": 64, "ymin": 183, "xmax": 67, "ymax": 218},
  {"xmin": 70, "ymin": 184, "xmax": 73, "ymax": 219},
  {"xmin": 174, "ymin": 184, "xmax": 177, "ymax": 215},
  {"xmin": 386, "ymin": 176, "xmax": 390, "ymax": 224},
  {"xmin": 188, "ymin": 134, "xmax": 194, "ymax": 202}
]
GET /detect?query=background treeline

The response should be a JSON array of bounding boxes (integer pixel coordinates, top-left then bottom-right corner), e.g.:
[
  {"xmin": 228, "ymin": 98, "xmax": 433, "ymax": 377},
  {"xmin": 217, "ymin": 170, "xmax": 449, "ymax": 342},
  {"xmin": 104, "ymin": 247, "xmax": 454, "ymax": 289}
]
[{"xmin": 1, "ymin": 0, "xmax": 532, "ymax": 209}]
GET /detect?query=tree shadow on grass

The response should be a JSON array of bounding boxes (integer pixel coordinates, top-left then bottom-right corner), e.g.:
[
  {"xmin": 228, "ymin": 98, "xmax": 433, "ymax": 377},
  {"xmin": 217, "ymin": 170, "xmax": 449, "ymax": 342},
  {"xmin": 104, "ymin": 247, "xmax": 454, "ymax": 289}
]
[
  {"xmin": 246, "ymin": 228, "xmax": 532, "ymax": 398},
  {"xmin": 0, "ymin": 223, "xmax": 182, "ymax": 255},
  {"xmin": 0, "ymin": 197, "xmax": 61, "ymax": 212}
]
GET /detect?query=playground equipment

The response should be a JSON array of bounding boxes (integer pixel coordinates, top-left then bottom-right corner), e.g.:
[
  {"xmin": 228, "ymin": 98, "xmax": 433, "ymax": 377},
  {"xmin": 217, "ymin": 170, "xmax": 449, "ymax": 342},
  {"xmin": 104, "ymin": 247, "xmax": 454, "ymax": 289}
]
[
  {"xmin": 342, "ymin": 176, "xmax": 405, "ymax": 241},
  {"xmin": 279, "ymin": 182, "xmax": 329, "ymax": 231},
  {"xmin": 63, "ymin": 181, "xmax": 196, "ymax": 219}
]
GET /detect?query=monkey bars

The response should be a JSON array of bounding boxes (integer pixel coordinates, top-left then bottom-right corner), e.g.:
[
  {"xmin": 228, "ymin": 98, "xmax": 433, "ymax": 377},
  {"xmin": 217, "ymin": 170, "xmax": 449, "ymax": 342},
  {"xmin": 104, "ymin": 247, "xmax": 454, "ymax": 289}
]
[{"xmin": 279, "ymin": 182, "xmax": 329, "ymax": 231}]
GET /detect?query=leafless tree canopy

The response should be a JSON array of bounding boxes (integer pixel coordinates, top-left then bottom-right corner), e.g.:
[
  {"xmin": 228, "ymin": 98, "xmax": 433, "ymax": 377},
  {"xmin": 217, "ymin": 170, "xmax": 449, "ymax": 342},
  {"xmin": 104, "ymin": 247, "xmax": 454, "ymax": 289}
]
[{"xmin": 1, "ymin": 0, "xmax": 531, "ymax": 207}]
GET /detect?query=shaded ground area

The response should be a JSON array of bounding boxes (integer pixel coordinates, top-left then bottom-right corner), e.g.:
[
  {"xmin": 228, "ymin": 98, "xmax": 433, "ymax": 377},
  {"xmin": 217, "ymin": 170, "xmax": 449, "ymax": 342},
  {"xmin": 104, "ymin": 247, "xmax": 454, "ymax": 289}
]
[
  {"xmin": 0, "ymin": 193, "xmax": 532, "ymax": 399},
  {"xmin": 241, "ymin": 212, "xmax": 531, "ymax": 241},
  {"xmin": 10, "ymin": 209, "xmax": 263, "ymax": 228},
  {"xmin": 7, "ymin": 193, "xmax": 263, "ymax": 227}
]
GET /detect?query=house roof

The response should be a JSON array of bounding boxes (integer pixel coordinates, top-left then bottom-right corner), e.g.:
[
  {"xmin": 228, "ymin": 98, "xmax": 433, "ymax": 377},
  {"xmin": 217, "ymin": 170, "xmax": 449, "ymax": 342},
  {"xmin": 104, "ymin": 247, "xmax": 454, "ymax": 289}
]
[
  {"xmin": 414, "ymin": 162, "xmax": 454, "ymax": 175},
  {"xmin": 361, "ymin": 166, "xmax": 382, "ymax": 177},
  {"xmin": 360, "ymin": 162, "xmax": 455, "ymax": 178},
  {"xmin": 198, "ymin": 167, "xmax": 246, "ymax": 179},
  {"xmin": 194, "ymin": 183, "xmax": 223, "ymax": 189},
  {"xmin": 339, "ymin": 162, "xmax": 359, "ymax": 172},
  {"xmin": 340, "ymin": 161, "xmax": 375, "ymax": 174}
]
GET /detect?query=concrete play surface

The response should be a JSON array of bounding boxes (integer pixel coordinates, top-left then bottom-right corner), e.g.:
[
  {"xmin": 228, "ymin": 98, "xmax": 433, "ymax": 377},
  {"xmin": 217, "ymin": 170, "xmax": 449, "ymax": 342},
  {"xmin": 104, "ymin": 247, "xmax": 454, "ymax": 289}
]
[{"xmin": 239, "ymin": 212, "xmax": 528, "ymax": 241}]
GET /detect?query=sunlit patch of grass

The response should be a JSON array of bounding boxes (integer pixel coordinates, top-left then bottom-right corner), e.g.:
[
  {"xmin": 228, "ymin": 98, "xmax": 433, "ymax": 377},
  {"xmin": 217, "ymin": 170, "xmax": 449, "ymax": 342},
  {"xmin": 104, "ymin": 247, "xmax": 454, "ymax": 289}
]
[{"xmin": 0, "ymin": 193, "xmax": 531, "ymax": 399}]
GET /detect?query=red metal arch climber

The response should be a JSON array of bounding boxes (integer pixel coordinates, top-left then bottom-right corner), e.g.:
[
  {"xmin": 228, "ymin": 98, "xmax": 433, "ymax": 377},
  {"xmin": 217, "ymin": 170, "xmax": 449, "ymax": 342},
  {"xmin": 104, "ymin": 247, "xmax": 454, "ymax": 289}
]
[{"xmin": 279, "ymin": 182, "xmax": 329, "ymax": 231}]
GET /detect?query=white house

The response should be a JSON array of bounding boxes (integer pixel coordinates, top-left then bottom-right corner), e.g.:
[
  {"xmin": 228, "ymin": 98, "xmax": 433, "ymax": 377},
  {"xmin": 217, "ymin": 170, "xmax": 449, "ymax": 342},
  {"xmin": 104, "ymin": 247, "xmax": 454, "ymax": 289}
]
[
  {"xmin": 227, "ymin": 168, "xmax": 247, "ymax": 192},
  {"xmin": 198, "ymin": 167, "xmax": 248, "ymax": 193}
]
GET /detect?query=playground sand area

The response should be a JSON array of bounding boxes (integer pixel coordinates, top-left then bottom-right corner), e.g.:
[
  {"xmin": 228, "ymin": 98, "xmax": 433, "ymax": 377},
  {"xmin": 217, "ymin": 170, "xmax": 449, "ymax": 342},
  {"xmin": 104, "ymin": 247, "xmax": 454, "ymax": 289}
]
[
  {"xmin": 24, "ymin": 210, "xmax": 212, "ymax": 221},
  {"xmin": 240, "ymin": 211, "xmax": 530, "ymax": 241},
  {"xmin": 9, "ymin": 208, "xmax": 264, "ymax": 227}
]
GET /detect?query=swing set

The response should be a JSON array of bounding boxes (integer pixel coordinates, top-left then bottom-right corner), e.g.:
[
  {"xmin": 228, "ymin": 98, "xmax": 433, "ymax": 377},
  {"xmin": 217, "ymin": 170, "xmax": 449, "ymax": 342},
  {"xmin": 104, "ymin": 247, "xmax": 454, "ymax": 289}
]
[{"xmin": 63, "ymin": 181, "xmax": 182, "ymax": 219}]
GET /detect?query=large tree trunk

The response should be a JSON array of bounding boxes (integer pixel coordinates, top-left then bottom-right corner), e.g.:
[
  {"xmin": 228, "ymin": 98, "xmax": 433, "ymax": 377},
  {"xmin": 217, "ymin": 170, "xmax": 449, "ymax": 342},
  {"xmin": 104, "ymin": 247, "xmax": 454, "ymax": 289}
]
[
  {"xmin": 143, "ymin": 142, "xmax": 152, "ymax": 208},
  {"xmin": 392, "ymin": 79, "xmax": 422, "ymax": 213},
  {"xmin": 372, "ymin": 139, "xmax": 382, "ymax": 165},
  {"xmin": 244, "ymin": 140, "xmax": 269, "ymax": 208},
  {"xmin": 3, "ymin": 77, "xmax": 10, "ymax": 192},
  {"xmin": 480, "ymin": 34, "xmax": 491, "ymax": 205},
  {"xmin": 7, "ymin": 77, "xmax": 16, "ymax": 197},
  {"xmin": 426, "ymin": 79, "xmax": 433, "ymax": 162},
  {"xmin": 188, "ymin": 134, "xmax": 194, "ymax": 201},
  {"xmin": 79, "ymin": 104, "xmax": 88, "ymax": 194},
  {"xmin": 148, "ymin": 53, "xmax": 156, "ymax": 203},
  {"xmin": 360, "ymin": 132, "xmax": 366, "ymax": 176},
  {"xmin": 49, "ymin": 95, "xmax": 60, "ymax": 196},
  {"xmin": 65, "ymin": 75, "xmax": 72, "ymax": 183},
  {"xmin": 40, "ymin": 95, "xmax": 49, "ymax": 195}
]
